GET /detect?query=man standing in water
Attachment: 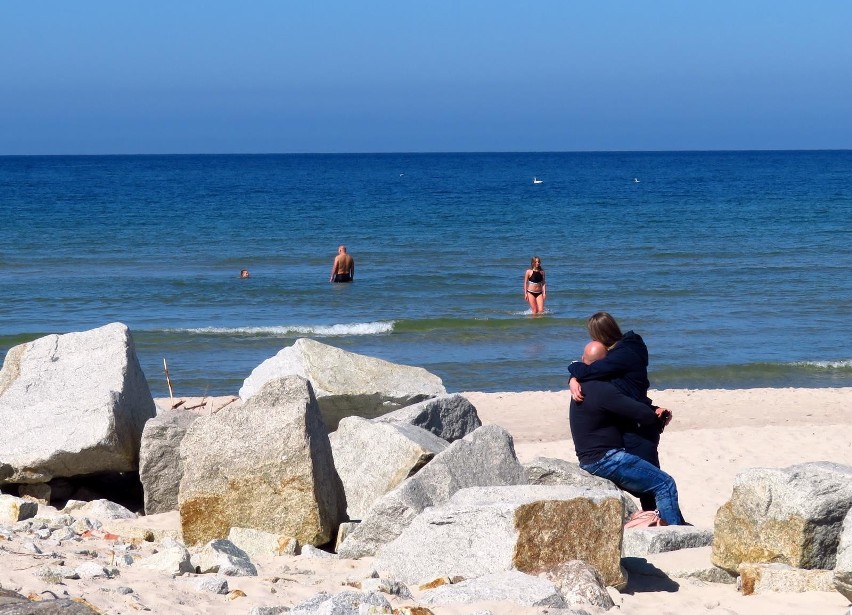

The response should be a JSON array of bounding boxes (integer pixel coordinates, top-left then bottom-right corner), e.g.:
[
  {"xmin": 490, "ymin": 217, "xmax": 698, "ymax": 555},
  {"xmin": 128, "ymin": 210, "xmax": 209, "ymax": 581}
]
[{"xmin": 330, "ymin": 245, "xmax": 355, "ymax": 283}]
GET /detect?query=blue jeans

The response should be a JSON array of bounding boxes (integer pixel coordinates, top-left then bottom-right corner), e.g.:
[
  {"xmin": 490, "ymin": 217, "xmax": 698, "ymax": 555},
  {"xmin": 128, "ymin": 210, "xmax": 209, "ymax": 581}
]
[{"xmin": 581, "ymin": 448, "xmax": 685, "ymax": 525}]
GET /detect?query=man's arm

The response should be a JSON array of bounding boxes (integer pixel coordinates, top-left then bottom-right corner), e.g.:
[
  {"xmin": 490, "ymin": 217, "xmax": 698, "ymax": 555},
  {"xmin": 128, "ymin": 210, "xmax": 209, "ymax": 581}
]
[
  {"xmin": 567, "ymin": 347, "xmax": 637, "ymax": 381},
  {"xmin": 330, "ymin": 256, "xmax": 340, "ymax": 282},
  {"xmin": 597, "ymin": 383, "xmax": 659, "ymax": 426}
]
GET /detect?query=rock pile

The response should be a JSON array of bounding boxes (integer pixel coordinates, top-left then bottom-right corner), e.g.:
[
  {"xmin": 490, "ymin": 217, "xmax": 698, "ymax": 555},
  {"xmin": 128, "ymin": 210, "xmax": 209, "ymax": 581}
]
[{"xmin": 5, "ymin": 325, "xmax": 852, "ymax": 610}]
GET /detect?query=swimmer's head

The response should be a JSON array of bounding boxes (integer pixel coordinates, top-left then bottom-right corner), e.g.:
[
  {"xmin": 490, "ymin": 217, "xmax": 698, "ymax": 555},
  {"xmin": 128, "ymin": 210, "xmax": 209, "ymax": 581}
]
[{"xmin": 240, "ymin": 269, "xmax": 250, "ymax": 278}]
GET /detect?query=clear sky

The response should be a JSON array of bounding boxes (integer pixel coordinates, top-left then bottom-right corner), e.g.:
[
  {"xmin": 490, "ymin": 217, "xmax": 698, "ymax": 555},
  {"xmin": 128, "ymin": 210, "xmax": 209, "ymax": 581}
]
[{"xmin": 2, "ymin": 1, "xmax": 851, "ymax": 154}]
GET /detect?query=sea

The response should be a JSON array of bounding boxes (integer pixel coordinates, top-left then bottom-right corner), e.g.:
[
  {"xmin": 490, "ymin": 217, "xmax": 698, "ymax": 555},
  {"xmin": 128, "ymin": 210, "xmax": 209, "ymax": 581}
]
[{"xmin": 2, "ymin": 151, "xmax": 851, "ymax": 399}]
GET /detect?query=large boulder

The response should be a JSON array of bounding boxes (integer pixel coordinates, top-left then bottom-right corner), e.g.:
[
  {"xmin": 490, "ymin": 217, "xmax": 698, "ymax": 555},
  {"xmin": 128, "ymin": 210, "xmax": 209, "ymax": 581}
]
[
  {"xmin": 238, "ymin": 338, "xmax": 446, "ymax": 430},
  {"xmin": 178, "ymin": 376, "xmax": 345, "ymax": 546},
  {"xmin": 139, "ymin": 409, "xmax": 202, "ymax": 514},
  {"xmin": 835, "ymin": 507, "xmax": 852, "ymax": 601},
  {"xmin": 330, "ymin": 416, "xmax": 448, "ymax": 520},
  {"xmin": 337, "ymin": 425, "xmax": 526, "ymax": 558},
  {"xmin": 376, "ymin": 484, "xmax": 626, "ymax": 588},
  {"xmin": 0, "ymin": 323, "xmax": 155, "ymax": 484},
  {"xmin": 712, "ymin": 462, "xmax": 852, "ymax": 573},
  {"xmin": 372, "ymin": 394, "xmax": 481, "ymax": 442},
  {"xmin": 525, "ymin": 456, "xmax": 639, "ymax": 521}
]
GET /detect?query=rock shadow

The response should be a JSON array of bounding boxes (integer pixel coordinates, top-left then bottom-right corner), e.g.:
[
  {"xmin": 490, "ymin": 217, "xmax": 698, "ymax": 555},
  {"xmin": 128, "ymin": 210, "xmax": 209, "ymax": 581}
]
[{"xmin": 621, "ymin": 556, "xmax": 681, "ymax": 593}]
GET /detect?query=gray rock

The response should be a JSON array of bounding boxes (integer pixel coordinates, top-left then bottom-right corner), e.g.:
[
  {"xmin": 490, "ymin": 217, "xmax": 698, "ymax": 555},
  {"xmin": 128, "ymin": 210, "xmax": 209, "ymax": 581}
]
[
  {"xmin": 420, "ymin": 571, "xmax": 566, "ymax": 608},
  {"xmin": 622, "ymin": 525, "xmax": 714, "ymax": 557},
  {"xmin": 249, "ymin": 607, "xmax": 291, "ymax": 615},
  {"xmin": 300, "ymin": 544, "xmax": 336, "ymax": 558},
  {"xmin": 228, "ymin": 526, "xmax": 298, "ymax": 558},
  {"xmin": 239, "ymin": 338, "xmax": 446, "ymax": 430},
  {"xmin": 834, "ymin": 506, "xmax": 852, "ymax": 601},
  {"xmin": 290, "ymin": 590, "xmax": 392, "ymax": 614},
  {"xmin": 191, "ymin": 539, "xmax": 258, "ymax": 576},
  {"xmin": 0, "ymin": 495, "xmax": 38, "ymax": 523},
  {"xmin": 337, "ymin": 424, "xmax": 526, "ymax": 558},
  {"xmin": 75, "ymin": 562, "xmax": 111, "ymax": 579},
  {"xmin": 373, "ymin": 394, "xmax": 481, "ymax": 442},
  {"xmin": 73, "ymin": 499, "xmax": 137, "ymax": 520},
  {"xmin": 179, "ymin": 376, "xmax": 345, "ymax": 547},
  {"xmin": 139, "ymin": 409, "xmax": 201, "ymax": 514},
  {"xmin": 543, "ymin": 560, "xmax": 615, "ymax": 610},
  {"xmin": 22, "ymin": 540, "xmax": 42, "ymax": 554},
  {"xmin": 196, "ymin": 575, "xmax": 230, "ymax": 594},
  {"xmin": 376, "ymin": 484, "xmax": 626, "ymax": 588},
  {"xmin": 36, "ymin": 565, "xmax": 80, "ymax": 582},
  {"xmin": 525, "ymin": 457, "xmax": 639, "ymax": 521},
  {"xmin": 136, "ymin": 538, "xmax": 194, "ymax": 575},
  {"xmin": 0, "ymin": 323, "xmax": 155, "ymax": 484},
  {"xmin": 335, "ymin": 522, "xmax": 357, "ymax": 552},
  {"xmin": 49, "ymin": 526, "xmax": 76, "ymax": 542},
  {"xmin": 0, "ymin": 597, "xmax": 102, "ymax": 614},
  {"xmin": 359, "ymin": 577, "xmax": 412, "ymax": 599},
  {"xmin": 330, "ymin": 416, "xmax": 448, "ymax": 519},
  {"xmin": 712, "ymin": 462, "xmax": 852, "ymax": 572},
  {"xmin": 737, "ymin": 562, "xmax": 835, "ymax": 594}
]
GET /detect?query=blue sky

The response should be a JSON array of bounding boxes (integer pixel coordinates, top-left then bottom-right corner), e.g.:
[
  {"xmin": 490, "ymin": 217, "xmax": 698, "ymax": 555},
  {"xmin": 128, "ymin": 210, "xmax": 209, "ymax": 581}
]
[{"xmin": 2, "ymin": 2, "xmax": 851, "ymax": 154}]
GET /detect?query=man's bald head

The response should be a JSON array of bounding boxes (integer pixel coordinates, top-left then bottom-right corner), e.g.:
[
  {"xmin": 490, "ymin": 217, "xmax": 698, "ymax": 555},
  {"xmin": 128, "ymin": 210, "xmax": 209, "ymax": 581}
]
[{"xmin": 582, "ymin": 340, "xmax": 608, "ymax": 365}]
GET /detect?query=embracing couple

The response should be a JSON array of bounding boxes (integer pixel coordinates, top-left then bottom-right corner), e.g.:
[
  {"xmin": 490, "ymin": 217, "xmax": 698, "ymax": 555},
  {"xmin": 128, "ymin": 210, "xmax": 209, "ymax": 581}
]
[{"xmin": 568, "ymin": 311, "xmax": 688, "ymax": 526}]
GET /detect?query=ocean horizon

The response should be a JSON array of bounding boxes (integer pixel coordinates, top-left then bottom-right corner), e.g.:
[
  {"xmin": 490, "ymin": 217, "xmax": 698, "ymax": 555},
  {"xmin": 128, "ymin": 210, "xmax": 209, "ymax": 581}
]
[{"xmin": 2, "ymin": 150, "xmax": 850, "ymax": 397}]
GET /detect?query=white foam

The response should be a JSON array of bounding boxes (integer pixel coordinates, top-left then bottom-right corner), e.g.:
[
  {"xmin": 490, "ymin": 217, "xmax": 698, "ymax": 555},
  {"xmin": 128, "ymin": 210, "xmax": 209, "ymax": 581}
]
[
  {"xmin": 792, "ymin": 359, "xmax": 852, "ymax": 370},
  {"xmin": 176, "ymin": 321, "xmax": 395, "ymax": 337}
]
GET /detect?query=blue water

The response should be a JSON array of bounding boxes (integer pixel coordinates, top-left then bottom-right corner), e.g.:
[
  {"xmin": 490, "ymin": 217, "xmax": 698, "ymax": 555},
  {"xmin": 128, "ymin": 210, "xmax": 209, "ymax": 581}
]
[{"xmin": 2, "ymin": 151, "xmax": 851, "ymax": 397}]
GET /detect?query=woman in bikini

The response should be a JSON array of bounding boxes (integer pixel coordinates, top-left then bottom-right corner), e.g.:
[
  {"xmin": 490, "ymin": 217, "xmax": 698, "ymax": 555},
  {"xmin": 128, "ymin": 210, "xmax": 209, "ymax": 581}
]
[{"xmin": 523, "ymin": 256, "xmax": 547, "ymax": 314}]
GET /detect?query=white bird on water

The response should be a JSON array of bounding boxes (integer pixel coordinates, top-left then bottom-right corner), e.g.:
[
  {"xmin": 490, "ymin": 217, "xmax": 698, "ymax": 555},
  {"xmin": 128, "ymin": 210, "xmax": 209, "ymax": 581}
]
[
  {"xmin": 634, "ymin": 177, "xmax": 640, "ymax": 183},
  {"xmin": 533, "ymin": 177, "xmax": 543, "ymax": 184}
]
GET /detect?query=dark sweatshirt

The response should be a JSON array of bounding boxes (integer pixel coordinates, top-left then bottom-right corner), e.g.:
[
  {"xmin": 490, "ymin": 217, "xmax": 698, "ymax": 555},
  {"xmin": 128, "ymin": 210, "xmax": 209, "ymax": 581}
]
[
  {"xmin": 567, "ymin": 330, "xmax": 651, "ymax": 405},
  {"xmin": 569, "ymin": 380, "xmax": 661, "ymax": 465}
]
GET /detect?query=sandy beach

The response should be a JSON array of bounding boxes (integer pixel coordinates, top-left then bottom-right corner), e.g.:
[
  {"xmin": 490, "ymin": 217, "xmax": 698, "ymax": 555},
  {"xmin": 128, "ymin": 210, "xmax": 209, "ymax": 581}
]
[{"xmin": 1, "ymin": 387, "xmax": 850, "ymax": 614}]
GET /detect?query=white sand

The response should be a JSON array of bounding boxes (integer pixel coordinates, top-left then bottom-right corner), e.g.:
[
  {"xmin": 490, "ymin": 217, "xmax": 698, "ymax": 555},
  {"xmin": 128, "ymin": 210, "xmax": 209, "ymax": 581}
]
[{"xmin": 1, "ymin": 387, "xmax": 850, "ymax": 614}]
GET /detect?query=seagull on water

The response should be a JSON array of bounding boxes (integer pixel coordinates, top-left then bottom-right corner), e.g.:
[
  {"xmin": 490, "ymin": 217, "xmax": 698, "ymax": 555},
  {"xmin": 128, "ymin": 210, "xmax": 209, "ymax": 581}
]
[{"xmin": 533, "ymin": 177, "xmax": 543, "ymax": 184}]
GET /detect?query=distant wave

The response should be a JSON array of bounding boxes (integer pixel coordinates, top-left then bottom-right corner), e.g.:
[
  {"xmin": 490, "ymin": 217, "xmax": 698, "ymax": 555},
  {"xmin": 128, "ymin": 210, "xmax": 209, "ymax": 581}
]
[
  {"xmin": 652, "ymin": 358, "xmax": 852, "ymax": 390},
  {"xmin": 791, "ymin": 359, "xmax": 852, "ymax": 370},
  {"xmin": 171, "ymin": 321, "xmax": 395, "ymax": 337}
]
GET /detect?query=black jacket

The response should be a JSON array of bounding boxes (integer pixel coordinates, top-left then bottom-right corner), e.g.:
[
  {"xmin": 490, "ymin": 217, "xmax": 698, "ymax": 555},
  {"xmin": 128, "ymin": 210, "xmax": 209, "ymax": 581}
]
[
  {"xmin": 569, "ymin": 380, "xmax": 661, "ymax": 465},
  {"xmin": 567, "ymin": 330, "xmax": 651, "ymax": 405}
]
